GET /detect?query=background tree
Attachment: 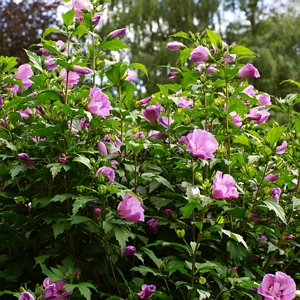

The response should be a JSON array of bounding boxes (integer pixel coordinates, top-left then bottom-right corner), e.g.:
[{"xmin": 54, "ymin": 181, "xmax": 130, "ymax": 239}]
[
  {"xmin": 100, "ymin": 0, "xmax": 222, "ymax": 96},
  {"xmin": 0, "ymin": 0, "xmax": 62, "ymax": 64}
]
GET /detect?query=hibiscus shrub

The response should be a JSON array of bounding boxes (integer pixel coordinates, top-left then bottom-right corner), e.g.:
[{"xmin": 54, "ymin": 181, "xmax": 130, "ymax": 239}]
[{"xmin": 1, "ymin": 0, "xmax": 300, "ymax": 300}]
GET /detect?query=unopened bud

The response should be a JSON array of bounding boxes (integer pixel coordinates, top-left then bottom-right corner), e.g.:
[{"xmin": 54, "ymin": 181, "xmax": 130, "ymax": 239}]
[{"xmin": 176, "ymin": 228, "xmax": 185, "ymax": 238}]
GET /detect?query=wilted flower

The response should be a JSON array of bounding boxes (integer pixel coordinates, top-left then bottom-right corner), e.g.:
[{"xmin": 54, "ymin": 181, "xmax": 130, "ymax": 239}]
[
  {"xmin": 164, "ymin": 209, "xmax": 173, "ymax": 217},
  {"xmin": 96, "ymin": 166, "xmax": 115, "ymax": 182},
  {"xmin": 247, "ymin": 107, "xmax": 270, "ymax": 125},
  {"xmin": 147, "ymin": 218, "xmax": 159, "ymax": 232},
  {"xmin": 142, "ymin": 103, "xmax": 164, "ymax": 124},
  {"xmin": 186, "ymin": 129, "xmax": 218, "ymax": 159},
  {"xmin": 18, "ymin": 292, "xmax": 34, "ymax": 300},
  {"xmin": 86, "ymin": 87, "xmax": 112, "ymax": 118},
  {"xmin": 257, "ymin": 93, "xmax": 271, "ymax": 106},
  {"xmin": 276, "ymin": 141, "xmax": 287, "ymax": 154},
  {"xmin": 73, "ymin": 65, "xmax": 93, "ymax": 75},
  {"xmin": 264, "ymin": 173, "xmax": 280, "ymax": 183},
  {"xmin": 230, "ymin": 111, "xmax": 243, "ymax": 127},
  {"xmin": 109, "ymin": 28, "xmax": 126, "ymax": 38},
  {"xmin": 137, "ymin": 284, "xmax": 156, "ymax": 299},
  {"xmin": 212, "ymin": 171, "xmax": 239, "ymax": 199},
  {"xmin": 124, "ymin": 245, "xmax": 136, "ymax": 256},
  {"xmin": 58, "ymin": 153, "xmax": 68, "ymax": 163},
  {"xmin": 257, "ymin": 234, "xmax": 268, "ymax": 248},
  {"xmin": 250, "ymin": 213, "xmax": 260, "ymax": 223},
  {"xmin": 270, "ymin": 187, "xmax": 281, "ymax": 203},
  {"xmin": 257, "ymin": 271, "xmax": 296, "ymax": 300},
  {"xmin": 60, "ymin": 69, "xmax": 80, "ymax": 87},
  {"xmin": 189, "ymin": 46, "xmax": 211, "ymax": 64},
  {"xmin": 238, "ymin": 63, "xmax": 260, "ymax": 78},
  {"xmin": 166, "ymin": 41, "xmax": 184, "ymax": 51},
  {"xmin": 118, "ymin": 193, "xmax": 144, "ymax": 222}
]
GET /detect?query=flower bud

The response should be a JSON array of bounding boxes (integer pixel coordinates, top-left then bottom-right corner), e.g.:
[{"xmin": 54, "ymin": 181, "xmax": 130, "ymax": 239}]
[
  {"xmin": 175, "ymin": 228, "xmax": 185, "ymax": 238},
  {"xmin": 199, "ymin": 276, "xmax": 206, "ymax": 284}
]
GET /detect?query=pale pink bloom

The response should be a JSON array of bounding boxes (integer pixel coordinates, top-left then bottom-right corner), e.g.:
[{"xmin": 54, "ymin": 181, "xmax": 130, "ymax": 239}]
[
  {"xmin": 18, "ymin": 292, "xmax": 34, "ymax": 300},
  {"xmin": 230, "ymin": 111, "xmax": 242, "ymax": 127},
  {"xmin": 238, "ymin": 63, "xmax": 260, "ymax": 78},
  {"xmin": 125, "ymin": 69, "xmax": 136, "ymax": 82},
  {"xmin": 17, "ymin": 108, "xmax": 34, "ymax": 119},
  {"xmin": 60, "ymin": 69, "xmax": 80, "ymax": 87},
  {"xmin": 118, "ymin": 193, "xmax": 144, "ymax": 222},
  {"xmin": 270, "ymin": 187, "xmax": 281, "ymax": 204},
  {"xmin": 70, "ymin": 0, "xmax": 92, "ymax": 18},
  {"xmin": 186, "ymin": 129, "xmax": 218, "ymax": 159},
  {"xmin": 142, "ymin": 103, "xmax": 163, "ymax": 124},
  {"xmin": 212, "ymin": 171, "xmax": 239, "ymax": 199},
  {"xmin": 44, "ymin": 58, "xmax": 58, "ymax": 70},
  {"xmin": 276, "ymin": 141, "xmax": 287, "ymax": 154},
  {"xmin": 223, "ymin": 50, "xmax": 236, "ymax": 62},
  {"xmin": 257, "ymin": 271, "xmax": 296, "ymax": 300},
  {"xmin": 86, "ymin": 87, "xmax": 112, "ymax": 118},
  {"xmin": 166, "ymin": 41, "xmax": 184, "ymax": 51},
  {"xmin": 16, "ymin": 64, "xmax": 34, "ymax": 89},
  {"xmin": 137, "ymin": 284, "xmax": 156, "ymax": 299},
  {"xmin": 264, "ymin": 173, "xmax": 280, "ymax": 183},
  {"xmin": 96, "ymin": 166, "xmax": 115, "ymax": 182},
  {"xmin": 189, "ymin": 46, "xmax": 211, "ymax": 64},
  {"xmin": 176, "ymin": 90, "xmax": 193, "ymax": 108},
  {"xmin": 159, "ymin": 116, "xmax": 174, "ymax": 129},
  {"xmin": 55, "ymin": 40, "xmax": 68, "ymax": 56},
  {"xmin": 168, "ymin": 71, "xmax": 179, "ymax": 78},
  {"xmin": 242, "ymin": 85, "xmax": 257, "ymax": 97},
  {"xmin": 247, "ymin": 107, "xmax": 270, "ymax": 125},
  {"xmin": 257, "ymin": 93, "xmax": 271, "ymax": 106}
]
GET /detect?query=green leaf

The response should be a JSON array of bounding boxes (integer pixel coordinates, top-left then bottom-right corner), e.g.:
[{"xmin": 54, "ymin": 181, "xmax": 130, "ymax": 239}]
[
  {"xmin": 181, "ymin": 70, "xmax": 199, "ymax": 88},
  {"xmin": 42, "ymin": 27, "xmax": 60, "ymax": 39},
  {"xmin": 230, "ymin": 45, "xmax": 255, "ymax": 55},
  {"xmin": 222, "ymin": 229, "xmax": 249, "ymax": 250},
  {"xmin": 71, "ymin": 24, "xmax": 89, "ymax": 38},
  {"xmin": 38, "ymin": 263, "xmax": 64, "ymax": 281},
  {"xmin": 263, "ymin": 199, "xmax": 287, "ymax": 224},
  {"xmin": 180, "ymin": 48, "xmax": 192, "ymax": 65},
  {"xmin": 32, "ymin": 196, "xmax": 52, "ymax": 208},
  {"xmin": 72, "ymin": 196, "xmax": 95, "ymax": 215},
  {"xmin": 110, "ymin": 223, "xmax": 135, "ymax": 249},
  {"xmin": 232, "ymin": 135, "xmax": 249, "ymax": 146},
  {"xmin": 206, "ymin": 28, "xmax": 222, "ymax": 50},
  {"xmin": 73, "ymin": 155, "xmax": 92, "ymax": 170},
  {"xmin": 130, "ymin": 266, "xmax": 161, "ymax": 277},
  {"xmin": 181, "ymin": 202, "xmax": 201, "ymax": 218},
  {"xmin": 52, "ymin": 221, "xmax": 70, "ymax": 239},
  {"xmin": 64, "ymin": 283, "xmax": 96, "ymax": 300},
  {"xmin": 9, "ymin": 165, "xmax": 25, "ymax": 178},
  {"xmin": 24, "ymin": 49, "xmax": 43, "ymax": 72},
  {"xmin": 171, "ymin": 31, "xmax": 192, "ymax": 41},
  {"xmin": 51, "ymin": 194, "xmax": 74, "ymax": 202},
  {"xmin": 99, "ymin": 39, "xmax": 129, "ymax": 50},
  {"xmin": 0, "ymin": 56, "xmax": 18, "ymax": 72},
  {"xmin": 0, "ymin": 138, "xmax": 17, "ymax": 151},
  {"xmin": 266, "ymin": 126, "xmax": 284, "ymax": 147},
  {"xmin": 62, "ymin": 8, "xmax": 75, "ymax": 26},
  {"xmin": 292, "ymin": 196, "xmax": 300, "ymax": 210},
  {"xmin": 142, "ymin": 248, "xmax": 163, "ymax": 268},
  {"xmin": 106, "ymin": 61, "xmax": 122, "ymax": 84},
  {"xmin": 225, "ymin": 207, "xmax": 246, "ymax": 218},
  {"xmin": 129, "ymin": 63, "xmax": 148, "ymax": 78},
  {"xmin": 70, "ymin": 215, "xmax": 92, "ymax": 225},
  {"xmin": 46, "ymin": 163, "xmax": 63, "ymax": 179}
]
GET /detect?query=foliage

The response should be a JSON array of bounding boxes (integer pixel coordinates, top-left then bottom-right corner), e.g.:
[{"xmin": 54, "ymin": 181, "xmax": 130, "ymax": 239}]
[{"xmin": 1, "ymin": 0, "xmax": 300, "ymax": 300}]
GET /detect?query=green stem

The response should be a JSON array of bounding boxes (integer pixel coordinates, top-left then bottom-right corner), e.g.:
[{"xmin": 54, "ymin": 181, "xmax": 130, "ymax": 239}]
[{"xmin": 225, "ymin": 80, "xmax": 230, "ymax": 174}]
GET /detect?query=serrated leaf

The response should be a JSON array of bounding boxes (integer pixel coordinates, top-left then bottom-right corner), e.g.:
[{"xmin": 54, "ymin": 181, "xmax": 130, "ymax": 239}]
[
  {"xmin": 222, "ymin": 229, "xmax": 249, "ymax": 250},
  {"xmin": 232, "ymin": 134, "xmax": 249, "ymax": 146},
  {"xmin": 51, "ymin": 194, "xmax": 74, "ymax": 202},
  {"xmin": 142, "ymin": 248, "xmax": 162, "ymax": 268},
  {"xmin": 180, "ymin": 48, "xmax": 192, "ymax": 65},
  {"xmin": 46, "ymin": 163, "xmax": 63, "ymax": 179},
  {"xmin": 24, "ymin": 49, "xmax": 43, "ymax": 72},
  {"xmin": 70, "ymin": 215, "xmax": 92, "ymax": 225},
  {"xmin": 64, "ymin": 283, "xmax": 96, "ymax": 300},
  {"xmin": 0, "ymin": 138, "xmax": 17, "ymax": 151},
  {"xmin": 129, "ymin": 63, "xmax": 148, "ymax": 78},
  {"xmin": 292, "ymin": 196, "xmax": 300, "ymax": 210},
  {"xmin": 111, "ymin": 223, "xmax": 135, "ymax": 249},
  {"xmin": 130, "ymin": 266, "xmax": 161, "ymax": 277},
  {"xmin": 263, "ymin": 199, "xmax": 287, "ymax": 224},
  {"xmin": 181, "ymin": 202, "xmax": 201, "ymax": 218},
  {"xmin": 72, "ymin": 196, "xmax": 95, "ymax": 215},
  {"xmin": 171, "ymin": 31, "xmax": 192, "ymax": 41},
  {"xmin": 266, "ymin": 126, "xmax": 284, "ymax": 147},
  {"xmin": 0, "ymin": 56, "xmax": 18, "ymax": 72},
  {"xmin": 9, "ymin": 165, "xmax": 25, "ymax": 178},
  {"xmin": 52, "ymin": 222, "xmax": 68, "ymax": 239},
  {"xmin": 99, "ymin": 39, "xmax": 129, "ymax": 50}
]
